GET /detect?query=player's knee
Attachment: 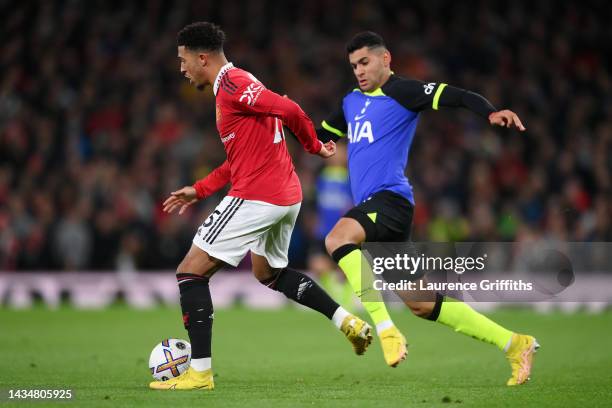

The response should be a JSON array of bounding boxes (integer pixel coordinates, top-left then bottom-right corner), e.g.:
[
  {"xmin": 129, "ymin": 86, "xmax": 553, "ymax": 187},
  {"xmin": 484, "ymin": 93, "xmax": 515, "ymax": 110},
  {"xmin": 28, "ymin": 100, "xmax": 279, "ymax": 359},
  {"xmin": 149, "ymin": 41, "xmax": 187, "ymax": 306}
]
[
  {"xmin": 325, "ymin": 233, "xmax": 344, "ymax": 256},
  {"xmin": 406, "ymin": 301, "xmax": 434, "ymax": 319},
  {"xmin": 254, "ymin": 266, "xmax": 279, "ymax": 283},
  {"xmin": 176, "ymin": 251, "xmax": 216, "ymax": 277},
  {"xmin": 176, "ymin": 257, "xmax": 201, "ymax": 276},
  {"xmin": 257, "ymin": 268, "xmax": 283, "ymax": 290}
]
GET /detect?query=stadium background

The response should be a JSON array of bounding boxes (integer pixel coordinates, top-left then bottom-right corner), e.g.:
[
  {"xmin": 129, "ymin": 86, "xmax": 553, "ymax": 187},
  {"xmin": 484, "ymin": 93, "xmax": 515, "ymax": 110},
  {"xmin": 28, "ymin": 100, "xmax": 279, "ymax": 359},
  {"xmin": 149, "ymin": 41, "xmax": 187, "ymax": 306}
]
[
  {"xmin": 2, "ymin": 0, "xmax": 610, "ymax": 272},
  {"xmin": 2, "ymin": 1, "xmax": 611, "ymax": 407}
]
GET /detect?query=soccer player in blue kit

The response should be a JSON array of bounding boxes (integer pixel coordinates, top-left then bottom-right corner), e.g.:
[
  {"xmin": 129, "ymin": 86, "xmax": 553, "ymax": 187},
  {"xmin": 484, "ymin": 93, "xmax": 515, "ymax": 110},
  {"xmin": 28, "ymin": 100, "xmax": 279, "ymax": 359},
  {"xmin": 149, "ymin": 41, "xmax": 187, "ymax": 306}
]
[{"xmin": 317, "ymin": 31, "xmax": 538, "ymax": 385}]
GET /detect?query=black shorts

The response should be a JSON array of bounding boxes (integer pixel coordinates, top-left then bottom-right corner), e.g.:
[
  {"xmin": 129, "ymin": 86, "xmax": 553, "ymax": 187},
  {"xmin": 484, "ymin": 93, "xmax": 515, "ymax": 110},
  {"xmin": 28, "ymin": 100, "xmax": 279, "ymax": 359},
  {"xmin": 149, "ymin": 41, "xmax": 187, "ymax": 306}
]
[{"xmin": 344, "ymin": 190, "xmax": 414, "ymax": 242}]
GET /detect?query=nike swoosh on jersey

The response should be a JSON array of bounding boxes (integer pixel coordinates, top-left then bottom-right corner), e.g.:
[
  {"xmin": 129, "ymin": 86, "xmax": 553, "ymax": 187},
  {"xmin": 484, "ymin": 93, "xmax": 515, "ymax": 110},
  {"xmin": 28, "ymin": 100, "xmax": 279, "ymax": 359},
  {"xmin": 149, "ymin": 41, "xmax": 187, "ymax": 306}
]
[{"xmin": 354, "ymin": 114, "xmax": 366, "ymax": 120}]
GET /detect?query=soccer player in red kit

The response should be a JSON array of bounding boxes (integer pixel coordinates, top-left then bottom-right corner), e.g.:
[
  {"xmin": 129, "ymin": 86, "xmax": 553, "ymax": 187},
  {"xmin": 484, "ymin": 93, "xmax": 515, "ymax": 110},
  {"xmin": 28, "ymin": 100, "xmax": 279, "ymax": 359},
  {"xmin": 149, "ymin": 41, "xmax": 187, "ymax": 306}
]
[{"xmin": 149, "ymin": 22, "xmax": 372, "ymax": 391}]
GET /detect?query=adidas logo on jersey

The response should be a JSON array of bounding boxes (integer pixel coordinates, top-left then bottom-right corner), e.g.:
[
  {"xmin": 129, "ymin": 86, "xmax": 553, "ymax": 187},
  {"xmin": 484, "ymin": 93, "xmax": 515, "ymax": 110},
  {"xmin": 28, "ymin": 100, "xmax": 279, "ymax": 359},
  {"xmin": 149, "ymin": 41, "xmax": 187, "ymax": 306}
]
[{"xmin": 347, "ymin": 120, "xmax": 374, "ymax": 144}]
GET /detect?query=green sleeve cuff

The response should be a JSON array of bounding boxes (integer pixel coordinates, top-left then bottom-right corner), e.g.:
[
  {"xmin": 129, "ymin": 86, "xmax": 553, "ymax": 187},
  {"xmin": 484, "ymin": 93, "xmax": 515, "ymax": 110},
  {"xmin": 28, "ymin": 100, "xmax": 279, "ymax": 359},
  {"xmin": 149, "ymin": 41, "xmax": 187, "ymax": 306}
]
[
  {"xmin": 321, "ymin": 120, "xmax": 345, "ymax": 137},
  {"xmin": 432, "ymin": 83, "xmax": 448, "ymax": 110}
]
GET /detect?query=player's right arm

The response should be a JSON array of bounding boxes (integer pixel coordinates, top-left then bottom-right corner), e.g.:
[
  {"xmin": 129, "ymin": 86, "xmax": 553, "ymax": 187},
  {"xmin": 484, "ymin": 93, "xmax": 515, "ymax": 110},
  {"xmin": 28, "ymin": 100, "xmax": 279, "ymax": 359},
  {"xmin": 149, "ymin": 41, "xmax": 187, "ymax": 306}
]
[{"xmin": 163, "ymin": 160, "xmax": 231, "ymax": 215}]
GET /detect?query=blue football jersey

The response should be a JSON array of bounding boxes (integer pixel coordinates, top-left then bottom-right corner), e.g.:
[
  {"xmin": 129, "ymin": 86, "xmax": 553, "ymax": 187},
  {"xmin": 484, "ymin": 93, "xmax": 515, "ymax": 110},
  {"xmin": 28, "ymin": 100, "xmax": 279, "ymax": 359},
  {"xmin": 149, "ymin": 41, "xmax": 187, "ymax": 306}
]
[{"xmin": 321, "ymin": 75, "xmax": 448, "ymax": 206}]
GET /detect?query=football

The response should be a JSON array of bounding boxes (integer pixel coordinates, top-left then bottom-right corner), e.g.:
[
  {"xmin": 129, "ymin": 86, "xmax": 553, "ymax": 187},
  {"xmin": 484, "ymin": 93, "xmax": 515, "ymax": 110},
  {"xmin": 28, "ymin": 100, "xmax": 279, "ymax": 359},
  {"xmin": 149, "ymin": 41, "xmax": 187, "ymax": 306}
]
[{"xmin": 148, "ymin": 339, "xmax": 191, "ymax": 381}]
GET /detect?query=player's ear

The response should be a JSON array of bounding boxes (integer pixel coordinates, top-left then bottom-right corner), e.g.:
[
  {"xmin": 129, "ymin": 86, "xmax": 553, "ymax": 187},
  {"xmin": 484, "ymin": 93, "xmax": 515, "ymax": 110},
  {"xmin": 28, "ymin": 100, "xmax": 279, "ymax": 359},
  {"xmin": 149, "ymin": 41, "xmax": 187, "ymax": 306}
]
[
  {"xmin": 383, "ymin": 50, "xmax": 391, "ymax": 68},
  {"xmin": 198, "ymin": 53, "xmax": 208, "ymax": 68}
]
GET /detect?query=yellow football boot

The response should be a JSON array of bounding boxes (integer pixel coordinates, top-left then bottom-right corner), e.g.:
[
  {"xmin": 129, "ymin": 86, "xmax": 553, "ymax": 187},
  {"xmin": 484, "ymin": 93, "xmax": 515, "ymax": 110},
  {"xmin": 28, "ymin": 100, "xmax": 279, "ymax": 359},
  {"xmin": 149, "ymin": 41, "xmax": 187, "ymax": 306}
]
[
  {"xmin": 379, "ymin": 326, "xmax": 407, "ymax": 367},
  {"xmin": 340, "ymin": 314, "xmax": 373, "ymax": 355},
  {"xmin": 505, "ymin": 333, "xmax": 540, "ymax": 386},
  {"xmin": 149, "ymin": 367, "xmax": 214, "ymax": 390}
]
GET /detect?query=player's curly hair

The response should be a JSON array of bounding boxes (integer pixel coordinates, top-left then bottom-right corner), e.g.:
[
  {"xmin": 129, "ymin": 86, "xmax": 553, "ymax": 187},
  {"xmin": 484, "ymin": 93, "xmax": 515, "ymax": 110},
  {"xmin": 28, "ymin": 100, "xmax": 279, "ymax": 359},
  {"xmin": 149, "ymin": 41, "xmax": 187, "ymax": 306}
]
[
  {"xmin": 346, "ymin": 31, "xmax": 386, "ymax": 54},
  {"xmin": 177, "ymin": 22, "xmax": 226, "ymax": 52}
]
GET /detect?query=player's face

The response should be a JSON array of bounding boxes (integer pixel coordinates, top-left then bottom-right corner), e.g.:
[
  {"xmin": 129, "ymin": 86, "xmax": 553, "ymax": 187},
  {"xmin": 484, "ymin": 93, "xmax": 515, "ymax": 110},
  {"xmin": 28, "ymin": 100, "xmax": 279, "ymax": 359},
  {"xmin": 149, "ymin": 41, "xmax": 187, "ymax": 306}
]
[
  {"xmin": 349, "ymin": 46, "xmax": 391, "ymax": 92},
  {"xmin": 178, "ymin": 46, "xmax": 208, "ymax": 91}
]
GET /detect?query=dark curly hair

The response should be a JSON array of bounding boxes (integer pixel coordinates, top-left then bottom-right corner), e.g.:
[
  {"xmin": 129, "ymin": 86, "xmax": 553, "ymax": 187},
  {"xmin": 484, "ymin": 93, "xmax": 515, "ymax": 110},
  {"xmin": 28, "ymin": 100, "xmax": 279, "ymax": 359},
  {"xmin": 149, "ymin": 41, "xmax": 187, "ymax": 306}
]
[
  {"xmin": 177, "ymin": 22, "xmax": 226, "ymax": 52},
  {"xmin": 346, "ymin": 31, "xmax": 386, "ymax": 54}
]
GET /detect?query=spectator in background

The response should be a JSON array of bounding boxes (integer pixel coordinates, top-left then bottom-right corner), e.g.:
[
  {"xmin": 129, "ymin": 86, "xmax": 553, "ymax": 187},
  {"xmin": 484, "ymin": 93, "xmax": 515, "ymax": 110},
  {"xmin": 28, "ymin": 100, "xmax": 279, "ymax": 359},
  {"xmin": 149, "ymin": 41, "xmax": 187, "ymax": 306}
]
[
  {"xmin": 1, "ymin": 0, "xmax": 610, "ymax": 271},
  {"xmin": 308, "ymin": 144, "xmax": 354, "ymax": 306}
]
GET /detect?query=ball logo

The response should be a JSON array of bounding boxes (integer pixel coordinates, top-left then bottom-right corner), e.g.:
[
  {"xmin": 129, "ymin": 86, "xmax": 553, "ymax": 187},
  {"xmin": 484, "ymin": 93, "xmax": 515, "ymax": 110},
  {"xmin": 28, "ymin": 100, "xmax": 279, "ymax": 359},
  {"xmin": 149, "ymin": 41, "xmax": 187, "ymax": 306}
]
[
  {"xmin": 155, "ymin": 349, "xmax": 189, "ymax": 377},
  {"xmin": 149, "ymin": 338, "xmax": 191, "ymax": 382}
]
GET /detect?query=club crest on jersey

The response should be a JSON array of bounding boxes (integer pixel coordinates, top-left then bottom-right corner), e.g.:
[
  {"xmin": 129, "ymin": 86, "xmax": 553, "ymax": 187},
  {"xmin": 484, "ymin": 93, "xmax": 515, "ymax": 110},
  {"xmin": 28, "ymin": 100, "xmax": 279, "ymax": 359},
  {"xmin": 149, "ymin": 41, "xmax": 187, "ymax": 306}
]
[
  {"xmin": 354, "ymin": 98, "xmax": 371, "ymax": 121},
  {"xmin": 347, "ymin": 120, "xmax": 374, "ymax": 144}
]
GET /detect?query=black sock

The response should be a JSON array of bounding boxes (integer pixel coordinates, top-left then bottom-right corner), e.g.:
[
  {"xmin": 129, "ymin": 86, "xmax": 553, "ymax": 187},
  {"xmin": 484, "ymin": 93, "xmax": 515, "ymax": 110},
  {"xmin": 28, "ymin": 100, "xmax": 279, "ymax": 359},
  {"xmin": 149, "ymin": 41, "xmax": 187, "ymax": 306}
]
[
  {"xmin": 260, "ymin": 268, "xmax": 339, "ymax": 319},
  {"xmin": 177, "ymin": 273, "xmax": 213, "ymax": 359}
]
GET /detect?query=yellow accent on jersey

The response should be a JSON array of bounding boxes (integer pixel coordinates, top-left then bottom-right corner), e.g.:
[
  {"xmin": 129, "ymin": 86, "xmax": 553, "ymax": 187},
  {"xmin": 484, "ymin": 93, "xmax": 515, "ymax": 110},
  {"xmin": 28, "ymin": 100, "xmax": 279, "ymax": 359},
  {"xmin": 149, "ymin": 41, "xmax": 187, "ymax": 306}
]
[
  {"xmin": 353, "ymin": 88, "xmax": 386, "ymax": 97},
  {"xmin": 322, "ymin": 120, "xmax": 346, "ymax": 137},
  {"xmin": 432, "ymin": 83, "xmax": 447, "ymax": 110}
]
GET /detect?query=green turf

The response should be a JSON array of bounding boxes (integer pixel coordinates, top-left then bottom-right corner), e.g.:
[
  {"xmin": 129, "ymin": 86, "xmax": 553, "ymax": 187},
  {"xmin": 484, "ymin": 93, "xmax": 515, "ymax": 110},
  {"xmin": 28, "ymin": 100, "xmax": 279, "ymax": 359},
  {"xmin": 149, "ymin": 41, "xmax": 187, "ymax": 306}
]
[{"xmin": 1, "ymin": 305, "xmax": 611, "ymax": 407}]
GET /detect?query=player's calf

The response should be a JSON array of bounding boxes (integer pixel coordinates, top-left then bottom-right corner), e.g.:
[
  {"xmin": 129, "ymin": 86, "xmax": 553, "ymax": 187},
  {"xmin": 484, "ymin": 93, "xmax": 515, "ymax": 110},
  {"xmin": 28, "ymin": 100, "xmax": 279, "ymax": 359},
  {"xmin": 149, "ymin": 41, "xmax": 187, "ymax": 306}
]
[
  {"xmin": 259, "ymin": 267, "xmax": 372, "ymax": 355},
  {"xmin": 174, "ymin": 245, "xmax": 225, "ymax": 379},
  {"xmin": 259, "ymin": 267, "xmax": 339, "ymax": 319},
  {"xmin": 177, "ymin": 273, "xmax": 214, "ymax": 371}
]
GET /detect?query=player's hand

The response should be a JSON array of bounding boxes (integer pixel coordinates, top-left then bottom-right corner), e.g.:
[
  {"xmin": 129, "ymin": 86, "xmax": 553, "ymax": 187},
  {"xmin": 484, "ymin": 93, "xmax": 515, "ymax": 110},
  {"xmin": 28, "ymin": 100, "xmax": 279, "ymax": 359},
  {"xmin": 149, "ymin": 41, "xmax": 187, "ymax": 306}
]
[
  {"xmin": 489, "ymin": 110, "xmax": 526, "ymax": 131},
  {"xmin": 163, "ymin": 186, "xmax": 198, "ymax": 215},
  {"xmin": 317, "ymin": 141, "xmax": 337, "ymax": 158}
]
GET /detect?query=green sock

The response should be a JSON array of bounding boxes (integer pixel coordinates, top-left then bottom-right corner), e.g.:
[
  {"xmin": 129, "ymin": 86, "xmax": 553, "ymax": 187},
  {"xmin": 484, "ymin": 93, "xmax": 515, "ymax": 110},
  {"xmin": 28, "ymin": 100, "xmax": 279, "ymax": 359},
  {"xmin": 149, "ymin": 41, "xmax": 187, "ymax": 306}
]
[
  {"xmin": 337, "ymin": 248, "xmax": 392, "ymax": 328},
  {"xmin": 437, "ymin": 297, "xmax": 513, "ymax": 350}
]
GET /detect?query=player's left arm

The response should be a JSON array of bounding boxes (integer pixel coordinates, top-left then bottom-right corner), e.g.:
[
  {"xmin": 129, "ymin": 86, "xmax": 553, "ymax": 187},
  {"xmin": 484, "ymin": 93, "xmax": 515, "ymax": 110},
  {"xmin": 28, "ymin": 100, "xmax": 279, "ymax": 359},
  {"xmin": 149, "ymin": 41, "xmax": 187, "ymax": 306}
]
[
  {"xmin": 389, "ymin": 79, "xmax": 526, "ymax": 131},
  {"xmin": 438, "ymin": 84, "xmax": 525, "ymax": 131}
]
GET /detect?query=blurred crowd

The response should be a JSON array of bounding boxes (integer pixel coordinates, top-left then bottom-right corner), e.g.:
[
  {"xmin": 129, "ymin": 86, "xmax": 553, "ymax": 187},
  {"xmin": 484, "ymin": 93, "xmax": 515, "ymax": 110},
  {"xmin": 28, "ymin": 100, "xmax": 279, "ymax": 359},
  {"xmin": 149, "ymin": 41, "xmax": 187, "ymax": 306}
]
[{"xmin": 1, "ymin": 0, "xmax": 610, "ymax": 271}]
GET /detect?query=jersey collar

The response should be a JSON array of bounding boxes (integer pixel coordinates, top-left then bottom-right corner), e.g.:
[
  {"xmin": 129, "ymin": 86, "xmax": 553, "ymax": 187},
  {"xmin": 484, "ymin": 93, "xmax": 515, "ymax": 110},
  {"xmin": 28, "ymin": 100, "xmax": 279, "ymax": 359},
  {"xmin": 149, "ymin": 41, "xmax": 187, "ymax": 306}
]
[
  {"xmin": 213, "ymin": 62, "xmax": 235, "ymax": 96},
  {"xmin": 353, "ymin": 72, "xmax": 396, "ymax": 96}
]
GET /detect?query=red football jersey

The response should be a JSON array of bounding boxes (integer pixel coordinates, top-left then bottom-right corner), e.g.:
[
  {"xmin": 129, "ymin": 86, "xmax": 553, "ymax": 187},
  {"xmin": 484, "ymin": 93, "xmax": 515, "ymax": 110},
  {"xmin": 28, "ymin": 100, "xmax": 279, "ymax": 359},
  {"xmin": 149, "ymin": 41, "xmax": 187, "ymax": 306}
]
[{"xmin": 193, "ymin": 63, "xmax": 322, "ymax": 205}]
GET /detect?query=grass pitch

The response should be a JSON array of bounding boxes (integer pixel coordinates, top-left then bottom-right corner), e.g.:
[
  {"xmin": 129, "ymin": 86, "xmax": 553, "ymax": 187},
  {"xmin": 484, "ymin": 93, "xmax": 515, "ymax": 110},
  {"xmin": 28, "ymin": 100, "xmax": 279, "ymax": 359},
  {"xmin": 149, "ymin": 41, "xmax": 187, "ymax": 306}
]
[{"xmin": 1, "ymin": 305, "xmax": 611, "ymax": 407}]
